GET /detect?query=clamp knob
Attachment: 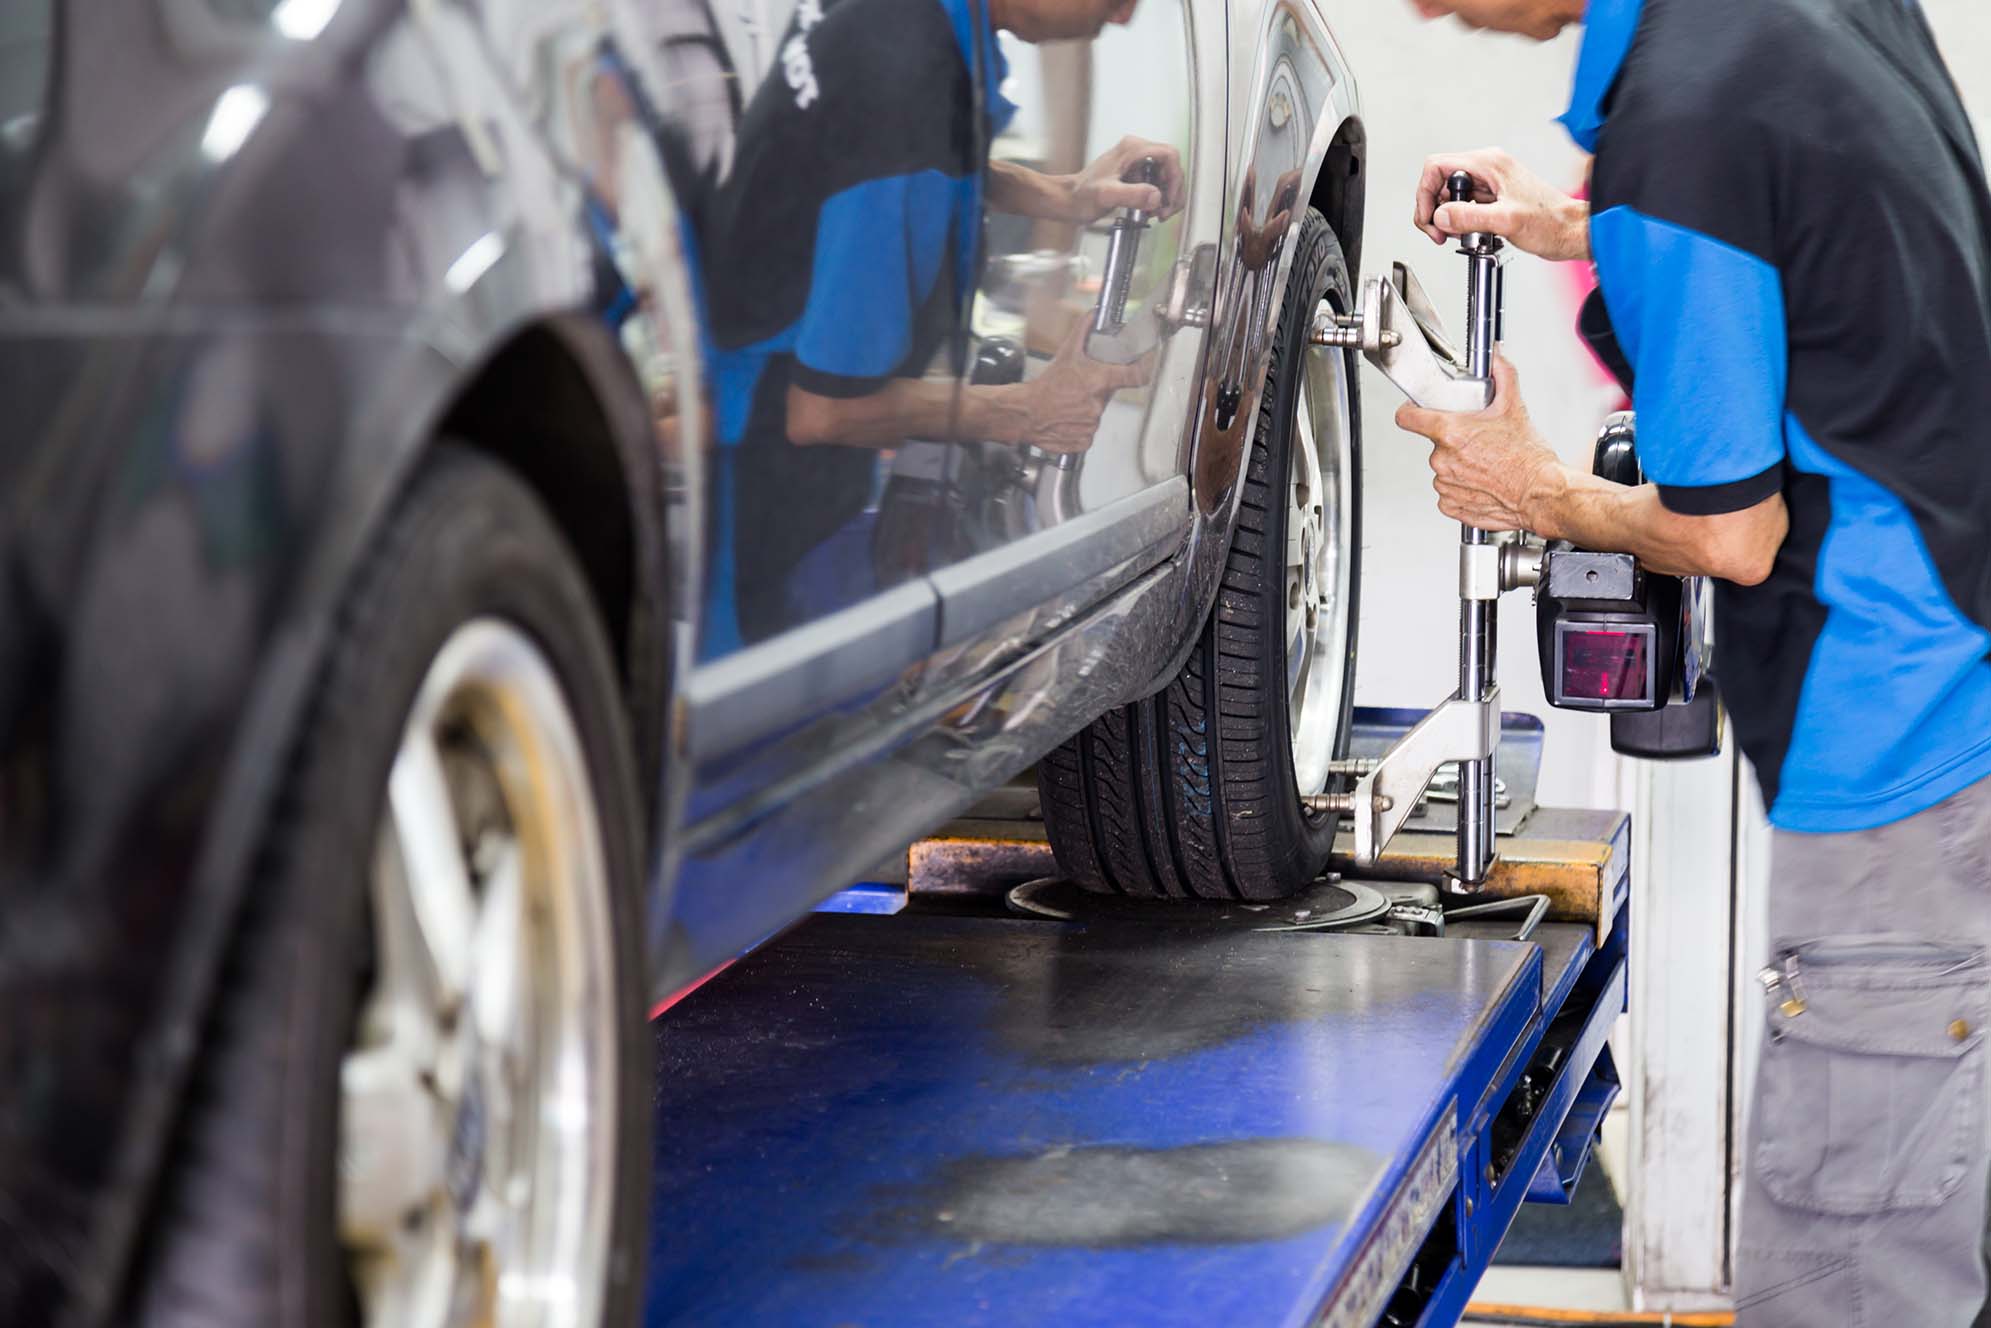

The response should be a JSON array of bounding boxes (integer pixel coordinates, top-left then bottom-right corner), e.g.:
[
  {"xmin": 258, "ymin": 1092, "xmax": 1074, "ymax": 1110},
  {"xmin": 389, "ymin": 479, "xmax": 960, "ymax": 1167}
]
[{"xmin": 1447, "ymin": 171, "xmax": 1501, "ymax": 258}]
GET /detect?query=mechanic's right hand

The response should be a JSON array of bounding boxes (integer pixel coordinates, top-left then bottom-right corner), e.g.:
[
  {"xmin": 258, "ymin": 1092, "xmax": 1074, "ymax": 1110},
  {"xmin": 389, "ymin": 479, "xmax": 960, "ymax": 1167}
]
[
  {"xmin": 1020, "ymin": 320, "xmax": 1153, "ymax": 454},
  {"xmin": 1070, "ymin": 136, "xmax": 1187, "ymax": 224},
  {"xmin": 1414, "ymin": 148, "xmax": 1590, "ymax": 263}
]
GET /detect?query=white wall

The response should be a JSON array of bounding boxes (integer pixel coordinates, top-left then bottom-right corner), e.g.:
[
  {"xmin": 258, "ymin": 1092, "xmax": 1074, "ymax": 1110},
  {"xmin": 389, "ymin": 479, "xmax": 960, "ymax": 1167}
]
[{"xmin": 1927, "ymin": 1, "xmax": 1991, "ymax": 127}]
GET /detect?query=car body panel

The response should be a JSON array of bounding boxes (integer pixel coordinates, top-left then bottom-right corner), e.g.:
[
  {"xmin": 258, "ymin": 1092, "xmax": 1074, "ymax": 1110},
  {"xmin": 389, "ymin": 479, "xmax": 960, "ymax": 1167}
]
[
  {"xmin": 0, "ymin": 3, "xmax": 706, "ymax": 1320},
  {"xmin": 661, "ymin": 1, "xmax": 1364, "ymax": 990}
]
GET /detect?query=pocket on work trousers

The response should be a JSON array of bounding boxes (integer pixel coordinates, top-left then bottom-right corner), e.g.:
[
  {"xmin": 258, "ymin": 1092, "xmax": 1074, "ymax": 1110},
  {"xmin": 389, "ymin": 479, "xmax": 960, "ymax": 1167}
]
[{"xmin": 1755, "ymin": 935, "xmax": 1986, "ymax": 1215}]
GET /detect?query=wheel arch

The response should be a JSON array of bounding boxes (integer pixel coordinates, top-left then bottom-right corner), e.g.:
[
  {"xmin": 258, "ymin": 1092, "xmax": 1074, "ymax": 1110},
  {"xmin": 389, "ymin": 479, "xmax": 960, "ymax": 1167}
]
[
  {"xmin": 433, "ymin": 315, "xmax": 675, "ymax": 814},
  {"xmin": 1310, "ymin": 114, "xmax": 1367, "ymax": 283}
]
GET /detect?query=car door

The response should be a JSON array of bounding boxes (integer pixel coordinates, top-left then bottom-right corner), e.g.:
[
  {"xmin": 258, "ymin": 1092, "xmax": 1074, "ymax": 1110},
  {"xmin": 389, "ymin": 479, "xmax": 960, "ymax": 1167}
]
[
  {"xmin": 902, "ymin": 0, "xmax": 1223, "ymax": 687},
  {"xmin": 670, "ymin": 0, "xmax": 1000, "ymax": 816}
]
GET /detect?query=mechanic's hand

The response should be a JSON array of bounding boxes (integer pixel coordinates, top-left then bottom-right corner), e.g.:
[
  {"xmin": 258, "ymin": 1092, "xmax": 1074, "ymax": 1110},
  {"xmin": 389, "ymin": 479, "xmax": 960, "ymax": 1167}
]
[
  {"xmin": 1413, "ymin": 148, "xmax": 1590, "ymax": 263},
  {"xmin": 1394, "ymin": 356, "xmax": 1569, "ymax": 533},
  {"xmin": 1020, "ymin": 321, "xmax": 1153, "ymax": 454},
  {"xmin": 1070, "ymin": 136, "xmax": 1186, "ymax": 224}
]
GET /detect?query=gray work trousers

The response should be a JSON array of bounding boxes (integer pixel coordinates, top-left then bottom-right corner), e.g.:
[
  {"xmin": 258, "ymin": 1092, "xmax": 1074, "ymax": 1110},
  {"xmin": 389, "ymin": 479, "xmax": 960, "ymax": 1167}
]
[{"xmin": 1736, "ymin": 774, "xmax": 1991, "ymax": 1327}]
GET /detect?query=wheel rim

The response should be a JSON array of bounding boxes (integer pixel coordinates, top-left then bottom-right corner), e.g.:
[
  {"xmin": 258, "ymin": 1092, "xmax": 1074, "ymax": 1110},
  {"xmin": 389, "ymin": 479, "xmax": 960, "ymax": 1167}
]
[
  {"xmin": 340, "ymin": 619, "xmax": 618, "ymax": 1328},
  {"xmin": 1287, "ymin": 315, "xmax": 1357, "ymax": 798}
]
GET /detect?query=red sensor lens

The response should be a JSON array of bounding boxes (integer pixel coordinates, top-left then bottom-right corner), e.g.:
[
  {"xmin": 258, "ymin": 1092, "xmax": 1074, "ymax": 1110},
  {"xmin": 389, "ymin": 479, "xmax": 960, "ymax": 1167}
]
[{"xmin": 1561, "ymin": 629, "xmax": 1649, "ymax": 702}]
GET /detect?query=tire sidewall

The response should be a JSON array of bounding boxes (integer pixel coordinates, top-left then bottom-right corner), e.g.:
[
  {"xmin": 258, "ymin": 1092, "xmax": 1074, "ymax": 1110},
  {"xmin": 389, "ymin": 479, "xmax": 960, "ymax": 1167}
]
[{"xmin": 1252, "ymin": 214, "xmax": 1361, "ymax": 868}]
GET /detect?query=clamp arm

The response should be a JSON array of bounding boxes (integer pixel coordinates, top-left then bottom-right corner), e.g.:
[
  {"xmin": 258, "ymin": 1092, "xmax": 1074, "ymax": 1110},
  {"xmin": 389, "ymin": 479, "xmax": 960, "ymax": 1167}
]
[{"xmin": 1313, "ymin": 263, "xmax": 1492, "ymax": 414}]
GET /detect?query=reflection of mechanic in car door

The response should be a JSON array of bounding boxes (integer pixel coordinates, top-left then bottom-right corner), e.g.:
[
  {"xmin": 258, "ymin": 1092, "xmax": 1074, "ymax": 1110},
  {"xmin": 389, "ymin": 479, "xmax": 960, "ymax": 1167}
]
[
  {"xmin": 700, "ymin": 0, "xmax": 1183, "ymax": 646},
  {"xmin": 1400, "ymin": 3, "xmax": 1991, "ymax": 1324},
  {"xmin": 776, "ymin": 0, "xmax": 1185, "ymax": 456}
]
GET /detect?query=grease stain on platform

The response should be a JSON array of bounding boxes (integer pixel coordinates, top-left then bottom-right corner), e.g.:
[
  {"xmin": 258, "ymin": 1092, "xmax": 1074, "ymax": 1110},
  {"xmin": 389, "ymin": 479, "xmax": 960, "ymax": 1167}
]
[
  {"xmin": 977, "ymin": 937, "xmax": 1376, "ymax": 1066},
  {"xmin": 882, "ymin": 1139, "xmax": 1379, "ymax": 1247}
]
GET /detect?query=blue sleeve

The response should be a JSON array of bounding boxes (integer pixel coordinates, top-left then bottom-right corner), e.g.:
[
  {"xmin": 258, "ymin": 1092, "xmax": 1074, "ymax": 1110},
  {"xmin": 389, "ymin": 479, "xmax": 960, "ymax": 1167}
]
[
  {"xmin": 1591, "ymin": 206, "xmax": 1788, "ymax": 513},
  {"xmin": 792, "ymin": 169, "xmax": 958, "ymax": 394}
]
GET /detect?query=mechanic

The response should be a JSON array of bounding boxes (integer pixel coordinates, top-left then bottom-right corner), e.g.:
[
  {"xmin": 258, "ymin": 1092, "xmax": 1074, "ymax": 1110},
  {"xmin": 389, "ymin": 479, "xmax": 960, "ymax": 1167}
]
[
  {"xmin": 1399, "ymin": 1, "xmax": 1991, "ymax": 1322},
  {"xmin": 697, "ymin": 0, "xmax": 1180, "ymax": 648}
]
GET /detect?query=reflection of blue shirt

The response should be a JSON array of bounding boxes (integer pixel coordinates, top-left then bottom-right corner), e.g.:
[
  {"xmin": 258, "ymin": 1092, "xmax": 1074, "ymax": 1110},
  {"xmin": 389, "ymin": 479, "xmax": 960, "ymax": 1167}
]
[
  {"xmin": 1567, "ymin": 0, "xmax": 1991, "ymax": 831},
  {"xmin": 696, "ymin": 0, "xmax": 1008, "ymax": 652}
]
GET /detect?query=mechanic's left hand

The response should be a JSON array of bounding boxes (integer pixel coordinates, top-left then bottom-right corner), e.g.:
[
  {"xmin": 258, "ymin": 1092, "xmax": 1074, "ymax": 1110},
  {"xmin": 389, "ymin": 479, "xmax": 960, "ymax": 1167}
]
[
  {"xmin": 1070, "ymin": 137, "xmax": 1186, "ymax": 223},
  {"xmin": 1394, "ymin": 356, "xmax": 1569, "ymax": 533},
  {"xmin": 1016, "ymin": 319, "xmax": 1155, "ymax": 453}
]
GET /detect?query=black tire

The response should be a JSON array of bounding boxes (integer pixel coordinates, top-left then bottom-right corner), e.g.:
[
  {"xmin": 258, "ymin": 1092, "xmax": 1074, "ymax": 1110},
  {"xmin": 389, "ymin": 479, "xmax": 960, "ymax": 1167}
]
[
  {"xmin": 1040, "ymin": 210, "xmax": 1361, "ymax": 901},
  {"xmin": 137, "ymin": 447, "xmax": 650, "ymax": 1327}
]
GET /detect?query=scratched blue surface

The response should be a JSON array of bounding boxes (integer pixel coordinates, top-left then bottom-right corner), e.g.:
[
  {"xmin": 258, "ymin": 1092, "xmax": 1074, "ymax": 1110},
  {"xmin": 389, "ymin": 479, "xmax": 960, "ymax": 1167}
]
[{"xmin": 646, "ymin": 914, "xmax": 1541, "ymax": 1327}]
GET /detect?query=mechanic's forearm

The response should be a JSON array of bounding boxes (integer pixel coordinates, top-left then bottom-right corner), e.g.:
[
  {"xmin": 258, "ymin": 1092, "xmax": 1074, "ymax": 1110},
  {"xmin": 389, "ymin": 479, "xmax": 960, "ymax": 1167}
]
[
  {"xmin": 1533, "ymin": 466, "xmax": 1788, "ymax": 584},
  {"xmin": 786, "ymin": 380, "xmax": 1032, "ymax": 448},
  {"xmin": 786, "ymin": 379, "xmax": 963, "ymax": 448},
  {"xmin": 987, "ymin": 160, "xmax": 1074, "ymax": 223}
]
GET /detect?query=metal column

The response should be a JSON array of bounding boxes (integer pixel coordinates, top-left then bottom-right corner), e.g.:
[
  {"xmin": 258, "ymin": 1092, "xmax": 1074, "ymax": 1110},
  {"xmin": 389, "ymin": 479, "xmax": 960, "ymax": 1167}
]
[{"xmin": 1451, "ymin": 172, "xmax": 1504, "ymax": 891}]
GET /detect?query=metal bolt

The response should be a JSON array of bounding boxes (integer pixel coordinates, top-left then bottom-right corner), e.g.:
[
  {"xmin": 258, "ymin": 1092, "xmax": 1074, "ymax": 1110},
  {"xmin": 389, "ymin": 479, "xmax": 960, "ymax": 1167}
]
[
  {"xmin": 1309, "ymin": 321, "xmax": 1402, "ymax": 351},
  {"xmin": 1302, "ymin": 791, "xmax": 1394, "ymax": 816}
]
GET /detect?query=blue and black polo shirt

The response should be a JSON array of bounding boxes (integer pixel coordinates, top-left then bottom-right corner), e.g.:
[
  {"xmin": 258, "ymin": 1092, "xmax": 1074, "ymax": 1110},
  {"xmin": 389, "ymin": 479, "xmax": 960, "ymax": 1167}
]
[
  {"xmin": 696, "ymin": 0, "xmax": 1012, "ymax": 650},
  {"xmin": 1569, "ymin": 0, "xmax": 1991, "ymax": 831}
]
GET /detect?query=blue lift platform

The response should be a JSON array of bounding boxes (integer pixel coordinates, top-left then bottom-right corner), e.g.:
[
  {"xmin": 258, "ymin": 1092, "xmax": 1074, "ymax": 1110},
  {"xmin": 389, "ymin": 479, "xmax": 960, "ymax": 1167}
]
[{"xmin": 645, "ymin": 716, "xmax": 1629, "ymax": 1328}]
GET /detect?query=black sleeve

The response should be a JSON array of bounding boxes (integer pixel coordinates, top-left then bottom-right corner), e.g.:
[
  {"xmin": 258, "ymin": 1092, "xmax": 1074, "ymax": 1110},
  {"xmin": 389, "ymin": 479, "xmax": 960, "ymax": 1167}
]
[{"xmin": 1656, "ymin": 463, "xmax": 1785, "ymax": 516}]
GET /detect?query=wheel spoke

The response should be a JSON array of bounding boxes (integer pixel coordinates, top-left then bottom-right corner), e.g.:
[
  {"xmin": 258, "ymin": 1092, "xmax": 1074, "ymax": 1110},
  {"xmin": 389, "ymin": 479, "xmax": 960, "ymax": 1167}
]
[
  {"xmin": 473, "ymin": 833, "xmax": 540, "ymax": 1281},
  {"xmin": 1287, "ymin": 484, "xmax": 1311, "ymax": 569},
  {"xmin": 1294, "ymin": 381, "xmax": 1318, "ymax": 473},
  {"xmin": 386, "ymin": 726, "xmax": 478, "ymax": 1006},
  {"xmin": 473, "ymin": 838, "xmax": 527, "ymax": 1055},
  {"xmin": 354, "ymin": 1211, "xmax": 460, "ymax": 1328}
]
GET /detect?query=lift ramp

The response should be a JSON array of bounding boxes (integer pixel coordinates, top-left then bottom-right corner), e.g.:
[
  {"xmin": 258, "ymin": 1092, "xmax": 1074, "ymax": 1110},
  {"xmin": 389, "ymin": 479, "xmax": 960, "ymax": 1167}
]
[{"xmin": 645, "ymin": 884, "xmax": 1626, "ymax": 1326}]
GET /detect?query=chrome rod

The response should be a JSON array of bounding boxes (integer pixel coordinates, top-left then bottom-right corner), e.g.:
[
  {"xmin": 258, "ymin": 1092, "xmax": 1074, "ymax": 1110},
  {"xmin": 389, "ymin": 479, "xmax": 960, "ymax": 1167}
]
[
  {"xmin": 1463, "ymin": 247, "xmax": 1500, "ymax": 380},
  {"xmin": 1456, "ymin": 587, "xmax": 1495, "ymax": 889},
  {"xmin": 1448, "ymin": 172, "xmax": 1504, "ymax": 892}
]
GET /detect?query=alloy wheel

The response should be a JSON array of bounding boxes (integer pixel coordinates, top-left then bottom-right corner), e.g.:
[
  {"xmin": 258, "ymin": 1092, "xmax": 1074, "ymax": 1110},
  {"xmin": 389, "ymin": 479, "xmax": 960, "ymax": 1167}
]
[
  {"xmin": 1286, "ymin": 320, "xmax": 1357, "ymax": 797},
  {"xmin": 338, "ymin": 619, "xmax": 619, "ymax": 1328}
]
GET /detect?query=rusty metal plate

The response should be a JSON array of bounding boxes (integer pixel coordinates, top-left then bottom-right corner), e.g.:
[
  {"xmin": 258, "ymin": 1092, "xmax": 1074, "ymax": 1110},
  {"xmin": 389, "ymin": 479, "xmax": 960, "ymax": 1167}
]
[
  {"xmin": 1333, "ymin": 807, "xmax": 1630, "ymax": 942},
  {"xmin": 908, "ymin": 819, "xmax": 1058, "ymax": 898}
]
